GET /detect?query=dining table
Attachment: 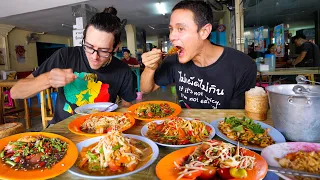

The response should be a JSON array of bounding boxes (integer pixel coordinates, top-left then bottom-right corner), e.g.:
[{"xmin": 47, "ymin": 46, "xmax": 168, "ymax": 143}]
[
  {"xmin": 258, "ymin": 67, "xmax": 320, "ymax": 85},
  {"xmin": 44, "ymin": 108, "xmax": 274, "ymax": 180},
  {"xmin": 0, "ymin": 80, "xmax": 30, "ymax": 129}
]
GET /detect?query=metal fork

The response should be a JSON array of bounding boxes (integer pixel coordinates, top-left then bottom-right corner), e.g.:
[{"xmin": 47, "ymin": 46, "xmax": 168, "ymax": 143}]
[{"xmin": 268, "ymin": 166, "xmax": 320, "ymax": 179}]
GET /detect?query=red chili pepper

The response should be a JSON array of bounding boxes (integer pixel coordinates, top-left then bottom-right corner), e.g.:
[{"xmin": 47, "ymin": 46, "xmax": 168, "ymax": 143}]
[
  {"xmin": 38, "ymin": 161, "xmax": 45, "ymax": 167},
  {"xmin": 205, "ymin": 125, "xmax": 212, "ymax": 133},
  {"xmin": 178, "ymin": 139, "xmax": 190, "ymax": 145},
  {"xmin": 217, "ymin": 168, "xmax": 234, "ymax": 179},
  {"xmin": 197, "ymin": 155, "xmax": 204, "ymax": 161},
  {"xmin": 13, "ymin": 156, "xmax": 21, "ymax": 163}
]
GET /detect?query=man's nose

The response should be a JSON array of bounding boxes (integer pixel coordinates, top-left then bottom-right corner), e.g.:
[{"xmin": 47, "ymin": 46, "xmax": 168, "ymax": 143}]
[
  {"xmin": 91, "ymin": 51, "xmax": 99, "ymax": 59},
  {"xmin": 169, "ymin": 30, "xmax": 178, "ymax": 42}
]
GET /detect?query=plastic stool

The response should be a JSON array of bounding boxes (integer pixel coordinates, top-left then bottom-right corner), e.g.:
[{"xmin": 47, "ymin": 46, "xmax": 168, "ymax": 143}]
[
  {"xmin": 3, "ymin": 90, "xmax": 14, "ymax": 108},
  {"xmin": 171, "ymin": 86, "xmax": 176, "ymax": 94},
  {"xmin": 33, "ymin": 92, "xmax": 58, "ymax": 110}
]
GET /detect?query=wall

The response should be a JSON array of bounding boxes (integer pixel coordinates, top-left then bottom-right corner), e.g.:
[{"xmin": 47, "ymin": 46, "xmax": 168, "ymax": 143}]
[
  {"xmin": 289, "ymin": 25, "xmax": 315, "ymax": 37},
  {"xmin": 125, "ymin": 24, "xmax": 137, "ymax": 56},
  {"xmin": 7, "ymin": 28, "xmax": 72, "ymax": 72},
  {"xmin": 222, "ymin": 6, "xmax": 231, "ymax": 47},
  {"xmin": 146, "ymin": 35, "xmax": 159, "ymax": 48}
]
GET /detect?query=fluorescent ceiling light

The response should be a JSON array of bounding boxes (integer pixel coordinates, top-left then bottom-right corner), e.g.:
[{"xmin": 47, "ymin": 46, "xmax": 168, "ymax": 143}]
[
  {"xmin": 156, "ymin": 2, "xmax": 166, "ymax": 15},
  {"xmin": 149, "ymin": 25, "xmax": 155, "ymax": 29}
]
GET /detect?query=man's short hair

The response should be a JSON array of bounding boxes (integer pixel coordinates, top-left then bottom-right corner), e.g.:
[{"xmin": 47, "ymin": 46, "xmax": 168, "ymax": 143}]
[
  {"xmin": 123, "ymin": 49, "xmax": 130, "ymax": 54},
  {"xmin": 172, "ymin": 0, "xmax": 213, "ymax": 39},
  {"xmin": 292, "ymin": 34, "xmax": 306, "ymax": 42},
  {"xmin": 83, "ymin": 7, "xmax": 121, "ymax": 49}
]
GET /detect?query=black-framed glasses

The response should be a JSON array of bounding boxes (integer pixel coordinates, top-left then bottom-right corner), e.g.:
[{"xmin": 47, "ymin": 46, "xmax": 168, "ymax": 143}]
[{"xmin": 82, "ymin": 40, "xmax": 114, "ymax": 58}]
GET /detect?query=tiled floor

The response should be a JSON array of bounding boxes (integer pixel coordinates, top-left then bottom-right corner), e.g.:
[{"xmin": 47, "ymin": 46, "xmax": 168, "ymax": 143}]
[{"xmin": 5, "ymin": 85, "xmax": 178, "ymax": 132}]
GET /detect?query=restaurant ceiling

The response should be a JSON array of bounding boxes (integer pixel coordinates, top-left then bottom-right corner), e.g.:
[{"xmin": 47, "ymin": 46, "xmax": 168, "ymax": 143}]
[{"xmin": 0, "ymin": 0, "xmax": 225, "ymax": 37}]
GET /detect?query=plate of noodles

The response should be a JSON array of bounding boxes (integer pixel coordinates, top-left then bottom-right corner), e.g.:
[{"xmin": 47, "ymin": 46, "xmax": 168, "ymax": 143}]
[
  {"xmin": 261, "ymin": 142, "xmax": 320, "ymax": 180},
  {"xmin": 156, "ymin": 140, "xmax": 268, "ymax": 180},
  {"xmin": 211, "ymin": 117, "xmax": 286, "ymax": 151},
  {"xmin": 127, "ymin": 101, "xmax": 182, "ymax": 121},
  {"xmin": 68, "ymin": 112, "xmax": 135, "ymax": 137},
  {"xmin": 68, "ymin": 130, "xmax": 159, "ymax": 179},
  {"xmin": 141, "ymin": 117, "xmax": 215, "ymax": 148},
  {"xmin": 0, "ymin": 132, "xmax": 78, "ymax": 180},
  {"xmin": 75, "ymin": 102, "xmax": 118, "ymax": 115}
]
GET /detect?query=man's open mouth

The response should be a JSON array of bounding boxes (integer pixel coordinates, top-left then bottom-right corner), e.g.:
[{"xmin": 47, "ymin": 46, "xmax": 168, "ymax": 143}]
[{"xmin": 175, "ymin": 46, "xmax": 184, "ymax": 57}]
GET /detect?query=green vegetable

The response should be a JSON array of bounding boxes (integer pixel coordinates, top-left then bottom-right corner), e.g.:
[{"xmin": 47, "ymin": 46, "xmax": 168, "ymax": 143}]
[
  {"xmin": 53, "ymin": 144, "xmax": 61, "ymax": 152},
  {"xmin": 224, "ymin": 117, "xmax": 265, "ymax": 134},
  {"xmin": 135, "ymin": 141, "xmax": 147, "ymax": 148},
  {"xmin": 203, "ymin": 129, "xmax": 208, "ymax": 136},
  {"xmin": 0, "ymin": 150, "xmax": 4, "ymax": 158},
  {"xmin": 99, "ymin": 148, "xmax": 103, "ymax": 154},
  {"xmin": 163, "ymin": 136, "xmax": 177, "ymax": 139},
  {"xmin": 41, "ymin": 155, "xmax": 48, "ymax": 161},
  {"xmin": 13, "ymin": 152, "xmax": 21, "ymax": 157},
  {"xmin": 5, "ymin": 160, "xmax": 16, "ymax": 167},
  {"xmin": 62, "ymin": 142, "xmax": 68, "ymax": 149},
  {"xmin": 112, "ymin": 143, "xmax": 123, "ymax": 151},
  {"xmin": 23, "ymin": 147, "xmax": 29, "ymax": 156},
  {"xmin": 87, "ymin": 151, "xmax": 98, "ymax": 161},
  {"xmin": 92, "ymin": 165, "xmax": 100, "ymax": 170},
  {"xmin": 232, "ymin": 125, "xmax": 244, "ymax": 132}
]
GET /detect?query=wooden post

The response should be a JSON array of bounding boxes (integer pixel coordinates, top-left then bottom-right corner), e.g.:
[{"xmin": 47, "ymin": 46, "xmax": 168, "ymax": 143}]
[
  {"xmin": 46, "ymin": 89, "xmax": 53, "ymax": 115},
  {"xmin": 234, "ymin": 0, "xmax": 244, "ymax": 52},
  {"xmin": 23, "ymin": 99, "xmax": 30, "ymax": 129},
  {"xmin": 40, "ymin": 91, "xmax": 48, "ymax": 129}
]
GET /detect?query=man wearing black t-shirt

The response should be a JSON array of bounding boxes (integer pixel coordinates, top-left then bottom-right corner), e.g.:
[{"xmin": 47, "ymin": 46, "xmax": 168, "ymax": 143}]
[
  {"xmin": 10, "ymin": 8, "xmax": 137, "ymax": 124},
  {"xmin": 141, "ymin": 1, "xmax": 257, "ymax": 109},
  {"xmin": 291, "ymin": 34, "xmax": 320, "ymax": 67}
]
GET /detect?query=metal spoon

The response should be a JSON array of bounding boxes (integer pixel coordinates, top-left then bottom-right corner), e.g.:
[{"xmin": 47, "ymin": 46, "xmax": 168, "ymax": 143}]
[{"xmin": 98, "ymin": 103, "xmax": 116, "ymax": 112}]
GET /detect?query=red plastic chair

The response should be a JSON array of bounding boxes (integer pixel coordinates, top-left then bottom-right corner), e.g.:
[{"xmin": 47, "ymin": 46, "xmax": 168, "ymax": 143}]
[{"xmin": 3, "ymin": 90, "xmax": 14, "ymax": 108}]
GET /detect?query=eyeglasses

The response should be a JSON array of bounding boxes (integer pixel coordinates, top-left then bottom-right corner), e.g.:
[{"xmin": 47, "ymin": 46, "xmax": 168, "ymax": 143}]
[{"xmin": 82, "ymin": 41, "xmax": 114, "ymax": 58}]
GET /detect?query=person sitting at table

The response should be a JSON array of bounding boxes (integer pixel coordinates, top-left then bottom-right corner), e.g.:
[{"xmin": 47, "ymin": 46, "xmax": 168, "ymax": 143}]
[
  {"xmin": 140, "ymin": 0, "xmax": 257, "ymax": 109},
  {"xmin": 289, "ymin": 34, "xmax": 320, "ymax": 67},
  {"xmin": 10, "ymin": 7, "xmax": 137, "ymax": 124},
  {"xmin": 122, "ymin": 49, "xmax": 140, "ymax": 68},
  {"xmin": 265, "ymin": 44, "xmax": 287, "ymax": 68},
  {"xmin": 265, "ymin": 44, "xmax": 276, "ymax": 54}
]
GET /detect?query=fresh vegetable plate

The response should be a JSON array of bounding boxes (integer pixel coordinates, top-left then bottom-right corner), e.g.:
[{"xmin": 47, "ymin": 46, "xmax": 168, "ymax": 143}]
[
  {"xmin": 156, "ymin": 142, "xmax": 268, "ymax": 180},
  {"xmin": 0, "ymin": 132, "xmax": 78, "ymax": 180},
  {"xmin": 211, "ymin": 118, "xmax": 286, "ymax": 151},
  {"xmin": 68, "ymin": 134, "xmax": 159, "ymax": 179},
  {"xmin": 74, "ymin": 102, "xmax": 118, "ymax": 115},
  {"xmin": 68, "ymin": 112, "xmax": 135, "ymax": 137},
  {"xmin": 141, "ymin": 118, "xmax": 215, "ymax": 148},
  {"xmin": 127, "ymin": 101, "xmax": 182, "ymax": 121}
]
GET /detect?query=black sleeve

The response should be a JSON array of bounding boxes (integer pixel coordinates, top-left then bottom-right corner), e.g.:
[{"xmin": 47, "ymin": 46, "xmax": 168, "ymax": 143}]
[
  {"xmin": 32, "ymin": 48, "xmax": 67, "ymax": 77},
  {"xmin": 118, "ymin": 68, "xmax": 137, "ymax": 102},
  {"xmin": 302, "ymin": 42, "xmax": 312, "ymax": 52},
  {"xmin": 154, "ymin": 55, "xmax": 176, "ymax": 86},
  {"xmin": 230, "ymin": 63, "xmax": 257, "ymax": 109}
]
